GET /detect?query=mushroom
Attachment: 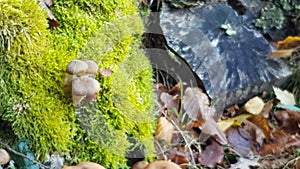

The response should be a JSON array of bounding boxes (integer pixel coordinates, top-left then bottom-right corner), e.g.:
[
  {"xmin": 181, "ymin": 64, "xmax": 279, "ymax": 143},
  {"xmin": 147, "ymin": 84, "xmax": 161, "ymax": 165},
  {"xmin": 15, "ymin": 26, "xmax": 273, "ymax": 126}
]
[
  {"xmin": 144, "ymin": 160, "xmax": 181, "ymax": 169},
  {"xmin": 84, "ymin": 60, "xmax": 99, "ymax": 74},
  {"xmin": 132, "ymin": 161, "xmax": 149, "ymax": 169},
  {"xmin": 71, "ymin": 76, "xmax": 100, "ymax": 106},
  {"xmin": 72, "ymin": 76, "xmax": 100, "ymax": 96},
  {"xmin": 0, "ymin": 149, "xmax": 10, "ymax": 165},
  {"xmin": 66, "ymin": 60, "xmax": 88, "ymax": 75},
  {"xmin": 62, "ymin": 161, "xmax": 106, "ymax": 169}
]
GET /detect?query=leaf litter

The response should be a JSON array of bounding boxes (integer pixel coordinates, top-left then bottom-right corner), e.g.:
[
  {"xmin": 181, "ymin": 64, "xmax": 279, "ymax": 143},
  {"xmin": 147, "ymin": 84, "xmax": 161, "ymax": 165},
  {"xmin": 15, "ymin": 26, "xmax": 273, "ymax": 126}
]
[{"xmin": 151, "ymin": 82, "xmax": 300, "ymax": 168}]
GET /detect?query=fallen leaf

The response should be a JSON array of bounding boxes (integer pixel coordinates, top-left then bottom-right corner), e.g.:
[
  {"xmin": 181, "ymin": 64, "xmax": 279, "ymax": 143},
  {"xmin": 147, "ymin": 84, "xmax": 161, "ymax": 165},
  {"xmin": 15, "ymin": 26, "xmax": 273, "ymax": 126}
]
[
  {"xmin": 243, "ymin": 96, "xmax": 265, "ymax": 115},
  {"xmin": 273, "ymin": 86, "xmax": 296, "ymax": 105},
  {"xmin": 259, "ymin": 130, "xmax": 289, "ymax": 156},
  {"xmin": 183, "ymin": 87, "xmax": 214, "ymax": 121},
  {"xmin": 247, "ymin": 114, "xmax": 271, "ymax": 139},
  {"xmin": 226, "ymin": 127, "xmax": 252, "ymax": 156},
  {"xmin": 171, "ymin": 154, "xmax": 189, "ymax": 168},
  {"xmin": 160, "ymin": 92, "xmax": 180, "ymax": 116},
  {"xmin": 268, "ymin": 36, "xmax": 300, "ymax": 59},
  {"xmin": 218, "ymin": 114, "xmax": 251, "ymax": 132},
  {"xmin": 183, "ymin": 87, "xmax": 227, "ymax": 144},
  {"xmin": 243, "ymin": 119, "xmax": 266, "ymax": 146},
  {"xmin": 274, "ymin": 109, "xmax": 300, "ymax": 134},
  {"xmin": 198, "ymin": 140, "xmax": 224, "ymax": 168},
  {"xmin": 229, "ymin": 157, "xmax": 260, "ymax": 169},
  {"xmin": 155, "ymin": 117, "xmax": 174, "ymax": 144},
  {"xmin": 277, "ymin": 36, "xmax": 300, "ymax": 50}
]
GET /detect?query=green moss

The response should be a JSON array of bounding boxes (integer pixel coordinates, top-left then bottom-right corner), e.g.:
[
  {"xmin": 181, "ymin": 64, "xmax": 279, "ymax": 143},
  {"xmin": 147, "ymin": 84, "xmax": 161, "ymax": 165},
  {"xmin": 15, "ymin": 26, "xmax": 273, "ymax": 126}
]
[
  {"xmin": 0, "ymin": 0, "xmax": 75, "ymax": 159},
  {"xmin": 1, "ymin": 0, "xmax": 155, "ymax": 167}
]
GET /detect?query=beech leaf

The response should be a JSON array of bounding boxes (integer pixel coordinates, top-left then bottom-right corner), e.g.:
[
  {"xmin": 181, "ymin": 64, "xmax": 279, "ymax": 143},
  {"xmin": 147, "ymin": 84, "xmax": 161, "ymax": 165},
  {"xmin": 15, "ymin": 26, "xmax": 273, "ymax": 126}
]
[
  {"xmin": 198, "ymin": 140, "xmax": 224, "ymax": 168},
  {"xmin": 155, "ymin": 117, "xmax": 174, "ymax": 144}
]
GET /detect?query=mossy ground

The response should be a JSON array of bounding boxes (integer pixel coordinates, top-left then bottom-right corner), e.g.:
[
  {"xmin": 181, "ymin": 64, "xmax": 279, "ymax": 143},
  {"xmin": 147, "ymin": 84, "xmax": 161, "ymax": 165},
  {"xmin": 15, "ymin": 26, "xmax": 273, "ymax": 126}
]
[{"xmin": 0, "ymin": 0, "xmax": 156, "ymax": 168}]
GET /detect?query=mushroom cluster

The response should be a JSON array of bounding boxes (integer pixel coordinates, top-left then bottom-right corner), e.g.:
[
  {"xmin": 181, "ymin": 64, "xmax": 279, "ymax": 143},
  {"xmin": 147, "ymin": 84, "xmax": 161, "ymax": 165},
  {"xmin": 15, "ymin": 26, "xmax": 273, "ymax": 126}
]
[{"xmin": 66, "ymin": 60, "xmax": 100, "ymax": 107}]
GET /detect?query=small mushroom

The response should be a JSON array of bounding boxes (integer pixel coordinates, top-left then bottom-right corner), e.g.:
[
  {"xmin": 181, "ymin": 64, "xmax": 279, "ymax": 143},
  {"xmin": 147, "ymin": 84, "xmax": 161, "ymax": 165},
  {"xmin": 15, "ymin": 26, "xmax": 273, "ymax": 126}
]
[
  {"xmin": 84, "ymin": 60, "xmax": 99, "ymax": 74},
  {"xmin": 132, "ymin": 161, "xmax": 149, "ymax": 169},
  {"xmin": 0, "ymin": 149, "xmax": 10, "ymax": 165},
  {"xmin": 144, "ymin": 160, "xmax": 181, "ymax": 169},
  {"xmin": 72, "ymin": 76, "xmax": 100, "ymax": 96},
  {"xmin": 62, "ymin": 161, "xmax": 106, "ymax": 169},
  {"xmin": 71, "ymin": 76, "xmax": 100, "ymax": 106},
  {"xmin": 66, "ymin": 60, "xmax": 88, "ymax": 75}
]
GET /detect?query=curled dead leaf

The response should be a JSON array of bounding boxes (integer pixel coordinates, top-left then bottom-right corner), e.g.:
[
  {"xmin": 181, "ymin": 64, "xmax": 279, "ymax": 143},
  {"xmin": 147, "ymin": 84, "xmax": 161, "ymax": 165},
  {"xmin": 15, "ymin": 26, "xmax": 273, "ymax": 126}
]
[{"xmin": 155, "ymin": 117, "xmax": 174, "ymax": 144}]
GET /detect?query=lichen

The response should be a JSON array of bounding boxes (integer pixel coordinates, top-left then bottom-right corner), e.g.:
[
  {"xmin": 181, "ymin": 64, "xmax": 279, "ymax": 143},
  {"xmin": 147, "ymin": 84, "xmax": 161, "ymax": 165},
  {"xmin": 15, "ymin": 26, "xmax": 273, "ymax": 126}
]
[
  {"xmin": 255, "ymin": 0, "xmax": 300, "ymax": 35},
  {"xmin": 0, "ymin": 0, "xmax": 155, "ymax": 168}
]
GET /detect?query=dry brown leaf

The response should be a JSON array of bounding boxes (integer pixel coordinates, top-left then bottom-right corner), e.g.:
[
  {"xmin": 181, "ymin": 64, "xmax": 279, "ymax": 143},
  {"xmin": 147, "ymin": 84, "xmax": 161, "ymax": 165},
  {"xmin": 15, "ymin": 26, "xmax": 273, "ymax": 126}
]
[
  {"xmin": 160, "ymin": 92, "xmax": 180, "ymax": 115},
  {"xmin": 243, "ymin": 119, "xmax": 266, "ymax": 146},
  {"xmin": 277, "ymin": 36, "xmax": 300, "ymax": 49},
  {"xmin": 243, "ymin": 96, "xmax": 265, "ymax": 115},
  {"xmin": 171, "ymin": 154, "xmax": 189, "ymax": 169},
  {"xmin": 183, "ymin": 87, "xmax": 214, "ymax": 121},
  {"xmin": 155, "ymin": 117, "xmax": 174, "ymax": 144},
  {"xmin": 268, "ymin": 36, "xmax": 300, "ymax": 59},
  {"xmin": 226, "ymin": 127, "xmax": 252, "ymax": 156},
  {"xmin": 259, "ymin": 130, "xmax": 289, "ymax": 156},
  {"xmin": 183, "ymin": 87, "xmax": 227, "ymax": 144},
  {"xmin": 274, "ymin": 109, "xmax": 300, "ymax": 134},
  {"xmin": 198, "ymin": 140, "xmax": 224, "ymax": 168},
  {"xmin": 247, "ymin": 114, "xmax": 271, "ymax": 139}
]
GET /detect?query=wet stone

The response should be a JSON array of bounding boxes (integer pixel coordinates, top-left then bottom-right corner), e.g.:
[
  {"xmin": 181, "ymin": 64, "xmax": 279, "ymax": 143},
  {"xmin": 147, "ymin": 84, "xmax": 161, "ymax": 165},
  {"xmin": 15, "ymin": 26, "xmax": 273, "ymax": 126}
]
[{"xmin": 159, "ymin": 3, "xmax": 292, "ymax": 106}]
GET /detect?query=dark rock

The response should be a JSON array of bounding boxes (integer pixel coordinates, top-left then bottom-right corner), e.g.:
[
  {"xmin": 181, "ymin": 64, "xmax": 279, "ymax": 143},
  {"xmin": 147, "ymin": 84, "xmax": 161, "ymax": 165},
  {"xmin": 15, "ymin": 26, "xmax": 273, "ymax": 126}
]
[{"xmin": 159, "ymin": 3, "xmax": 292, "ymax": 106}]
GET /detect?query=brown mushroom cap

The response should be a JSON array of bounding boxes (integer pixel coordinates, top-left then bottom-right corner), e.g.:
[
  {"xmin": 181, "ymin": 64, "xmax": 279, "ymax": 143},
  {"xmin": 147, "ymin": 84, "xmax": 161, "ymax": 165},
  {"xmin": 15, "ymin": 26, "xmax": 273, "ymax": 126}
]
[
  {"xmin": 132, "ymin": 161, "xmax": 149, "ymax": 169},
  {"xmin": 144, "ymin": 160, "xmax": 181, "ymax": 169},
  {"xmin": 62, "ymin": 161, "xmax": 106, "ymax": 169},
  {"xmin": 0, "ymin": 149, "xmax": 10, "ymax": 165},
  {"xmin": 72, "ymin": 76, "xmax": 100, "ymax": 96},
  {"xmin": 66, "ymin": 60, "xmax": 88, "ymax": 75},
  {"xmin": 84, "ymin": 60, "xmax": 99, "ymax": 74}
]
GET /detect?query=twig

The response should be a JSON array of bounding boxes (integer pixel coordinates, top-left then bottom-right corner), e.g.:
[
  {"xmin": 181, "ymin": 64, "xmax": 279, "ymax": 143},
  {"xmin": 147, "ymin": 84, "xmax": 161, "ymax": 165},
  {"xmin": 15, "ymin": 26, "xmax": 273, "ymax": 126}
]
[
  {"xmin": 170, "ymin": 120, "xmax": 197, "ymax": 166},
  {"xmin": 0, "ymin": 140, "xmax": 50, "ymax": 169},
  {"xmin": 282, "ymin": 156, "xmax": 300, "ymax": 169}
]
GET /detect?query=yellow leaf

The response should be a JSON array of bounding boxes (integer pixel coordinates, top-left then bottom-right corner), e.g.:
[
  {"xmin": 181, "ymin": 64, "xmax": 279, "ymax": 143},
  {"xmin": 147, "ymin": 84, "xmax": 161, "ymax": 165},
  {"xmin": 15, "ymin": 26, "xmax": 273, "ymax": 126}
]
[{"xmin": 218, "ymin": 114, "xmax": 251, "ymax": 131}]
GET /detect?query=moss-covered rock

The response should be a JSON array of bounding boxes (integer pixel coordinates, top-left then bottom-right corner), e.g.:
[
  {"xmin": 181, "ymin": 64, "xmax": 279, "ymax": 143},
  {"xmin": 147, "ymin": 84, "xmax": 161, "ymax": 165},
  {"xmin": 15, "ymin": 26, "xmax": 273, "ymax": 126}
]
[{"xmin": 0, "ymin": 0, "xmax": 155, "ymax": 168}]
